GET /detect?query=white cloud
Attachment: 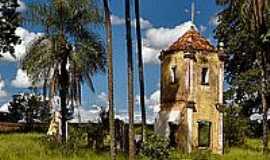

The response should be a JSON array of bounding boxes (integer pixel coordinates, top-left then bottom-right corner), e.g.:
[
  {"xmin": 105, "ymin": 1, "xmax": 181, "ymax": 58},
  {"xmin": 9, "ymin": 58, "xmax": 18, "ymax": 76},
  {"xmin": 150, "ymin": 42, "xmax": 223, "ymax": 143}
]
[
  {"xmin": 17, "ymin": 0, "xmax": 26, "ymax": 13},
  {"xmin": 132, "ymin": 17, "xmax": 153, "ymax": 29},
  {"xmin": 0, "ymin": 76, "xmax": 8, "ymax": 97},
  {"xmin": 11, "ymin": 68, "xmax": 42, "ymax": 88},
  {"xmin": 111, "ymin": 15, "xmax": 153, "ymax": 29},
  {"xmin": 146, "ymin": 90, "xmax": 160, "ymax": 113},
  {"xmin": 141, "ymin": 45, "xmax": 160, "ymax": 64},
  {"xmin": 0, "ymin": 103, "xmax": 9, "ymax": 113},
  {"xmin": 199, "ymin": 25, "xmax": 207, "ymax": 33},
  {"xmin": 69, "ymin": 106, "xmax": 102, "ymax": 123},
  {"xmin": 209, "ymin": 15, "xmax": 220, "ymax": 26},
  {"xmin": 1, "ymin": 27, "xmax": 43, "ymax": 62},
  {"xmin": 97, "ymin": 92, "xmax": 108, "ymax": 104},
  {"xmin": 111, "ymin": 15, "xmax": 125, "ymax": 25},
  {"xmin": 144, "ymin": 21, "xmax": 195, "ymax": 49},
  {"xmin": 111, "ymin": 17, "xmax": 195, "ymax": 64},
  {"xmin": 142, "ymin": 21, "xmax": 195, "ymax": 64},
  {"xmin": 136, "ymin": 89, "xmax": 160, "ymax": 114}
]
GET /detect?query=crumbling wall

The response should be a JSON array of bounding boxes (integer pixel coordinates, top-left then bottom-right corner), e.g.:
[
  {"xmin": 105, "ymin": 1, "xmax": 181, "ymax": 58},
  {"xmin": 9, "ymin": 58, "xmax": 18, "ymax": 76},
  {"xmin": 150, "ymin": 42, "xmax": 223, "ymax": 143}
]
[
  {"xmin": 157, "ymin": 50, "xmax": 223, "ymax": 154},
  {"xmin": 191, "ymin": 51, "xmax": 222, "ymax": 153}
]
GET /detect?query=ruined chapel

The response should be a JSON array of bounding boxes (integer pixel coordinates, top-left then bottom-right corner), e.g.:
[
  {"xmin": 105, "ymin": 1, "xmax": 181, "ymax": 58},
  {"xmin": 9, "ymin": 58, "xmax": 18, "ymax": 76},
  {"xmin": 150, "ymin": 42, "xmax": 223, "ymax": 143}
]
[{"xmin": 155, "ymin": 26, "xmax": 225, "ymax": 154}]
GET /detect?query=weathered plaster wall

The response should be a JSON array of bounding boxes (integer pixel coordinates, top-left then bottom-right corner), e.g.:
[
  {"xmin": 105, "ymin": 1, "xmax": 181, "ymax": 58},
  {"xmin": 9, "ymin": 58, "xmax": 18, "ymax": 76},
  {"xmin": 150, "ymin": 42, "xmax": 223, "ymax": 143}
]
[
  {"xmin": 161, "ymin": 52, "xmax": 188, "ymax": 103},
  {"xmin": 157, "ymin": 50, "xmax": 223, "ymax": 154},
  {"xmin": 191, "ymin": 51, "xmax": 222, "ymax": 153}
]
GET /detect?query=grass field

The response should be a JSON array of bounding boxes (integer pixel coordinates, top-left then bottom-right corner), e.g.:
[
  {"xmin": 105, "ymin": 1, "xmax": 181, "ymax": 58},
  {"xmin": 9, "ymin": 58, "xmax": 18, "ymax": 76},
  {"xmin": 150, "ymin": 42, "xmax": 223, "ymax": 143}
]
[
  {"xmin": 0, "ymin": 133, "xmax": 126, "ymax": 160},
  {"xmin": 0, "ymin": 133, "xmax": 270, "ymax": 160}
]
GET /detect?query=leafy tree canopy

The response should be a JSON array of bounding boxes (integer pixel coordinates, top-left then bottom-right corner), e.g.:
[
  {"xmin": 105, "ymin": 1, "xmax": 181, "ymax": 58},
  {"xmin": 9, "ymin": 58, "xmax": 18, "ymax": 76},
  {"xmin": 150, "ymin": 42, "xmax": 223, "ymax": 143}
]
[
  {"xmin": 215, "ymin": 0, "xmax": 270, "ymax": 117},
  {"xmin": 0, "ymin": 0, "xmax": 21, "ymax": 57}
]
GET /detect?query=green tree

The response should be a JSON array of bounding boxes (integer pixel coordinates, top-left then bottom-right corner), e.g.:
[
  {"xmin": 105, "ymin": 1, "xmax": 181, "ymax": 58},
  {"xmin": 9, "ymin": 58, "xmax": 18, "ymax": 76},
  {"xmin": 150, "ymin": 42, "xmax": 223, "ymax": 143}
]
[
  {"xmin": 0, "ymin": 0, "xmax": 21, "ymax": 57},
  {"xmin": 8, "ymin": 94, "xmax": 50, "ymax": 125},
  {"xmin": 103, "ymin": 0, "xmax": 116, "ymax": 159},
  {"xmin": 134, "ymin": 0, "xmax": 147, "ymax": 142},
  {"xmin": 215, "ymin": 0, "xmax": 270, "ymax": 152},
  {"xmin": 22, "ymin": 0, "xmax": 106, "ymax": 142}
]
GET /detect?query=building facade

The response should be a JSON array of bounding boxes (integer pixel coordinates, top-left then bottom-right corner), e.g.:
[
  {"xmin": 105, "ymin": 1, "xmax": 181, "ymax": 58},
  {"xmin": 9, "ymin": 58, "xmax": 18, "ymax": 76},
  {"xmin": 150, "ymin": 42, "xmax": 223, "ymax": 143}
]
[{"xmin": 155, "ymin": 26, "xmax": 225, "ymax": 154}]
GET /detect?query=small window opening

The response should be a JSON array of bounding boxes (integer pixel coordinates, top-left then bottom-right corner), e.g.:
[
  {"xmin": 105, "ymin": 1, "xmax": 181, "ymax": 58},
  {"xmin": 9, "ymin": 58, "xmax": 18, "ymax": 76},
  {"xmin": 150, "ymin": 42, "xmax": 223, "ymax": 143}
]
[
  {"xmin": 169, "ymin": 122, "xmax": 178, "ymax": 147},
  {"xmin": 170, "ymin": 65, "xmax": 177, "ymax": 84},
  {"xmin": 198, "ymin": 121, "xmax": 211, "ymax": 147},
  {"xmin": 201, "ymin": 67, "xmax": 209, "ymax": 85}
]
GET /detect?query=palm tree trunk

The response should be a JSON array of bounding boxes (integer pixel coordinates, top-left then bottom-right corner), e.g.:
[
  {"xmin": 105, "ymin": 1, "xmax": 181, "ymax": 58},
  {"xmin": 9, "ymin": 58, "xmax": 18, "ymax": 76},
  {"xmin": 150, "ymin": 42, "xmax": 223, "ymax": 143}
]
[
  {"xmin": 134, "ymin": 0, "xmax": 147, "ymax": 142},
  {"xmin": 43, "ymin": 78, "xmax": 48, "ymax": 99},
  {"xmin": 103, "ymin": 0, "xmax": 116, "ymax": 159},
  {"xmin": 260, "ymin": 51, "xmax": 268, "ymax": 153},
  {"xmin": 43, "ymin": 68, "xmax": 51, "ymax": 100},
  {"xmin": 125, "ymin": 0, "xmax": 135, "ymax": 159},
  {"xmin": 60, "ymin": 57, "xmax": 69, "ymax": 143}
]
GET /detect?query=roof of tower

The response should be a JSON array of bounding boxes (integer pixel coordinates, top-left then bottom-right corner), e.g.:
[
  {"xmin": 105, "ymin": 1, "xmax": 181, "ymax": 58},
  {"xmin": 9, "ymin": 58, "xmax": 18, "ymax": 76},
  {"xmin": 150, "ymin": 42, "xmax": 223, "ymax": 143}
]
[{"xmin": 163, "ymin": 26, "xmax": 217, "ymax": 54}]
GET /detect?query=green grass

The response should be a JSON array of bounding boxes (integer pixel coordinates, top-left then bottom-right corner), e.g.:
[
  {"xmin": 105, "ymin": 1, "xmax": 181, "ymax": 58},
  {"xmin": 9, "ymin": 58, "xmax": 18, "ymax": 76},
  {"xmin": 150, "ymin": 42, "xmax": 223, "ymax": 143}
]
[
  {"xmin": 0, "ymin": 133, "xmax": 125, "ymax": 160},
  {"xmin": 169, "ymin": 139, "xmax": 270, "ymax": 160},
  {"xmin": 0, "ymin": 133, "xmax": 270, "ymax": 160},
  {"xmin": 221, "ymin": 139, "xmax": 270, "ymax": 160}
]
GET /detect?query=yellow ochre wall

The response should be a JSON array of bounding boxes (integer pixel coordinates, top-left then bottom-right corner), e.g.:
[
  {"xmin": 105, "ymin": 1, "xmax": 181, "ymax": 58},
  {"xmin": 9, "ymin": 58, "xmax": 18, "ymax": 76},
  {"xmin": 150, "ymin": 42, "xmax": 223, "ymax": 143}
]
[{"xmin": 158, "ymin": 50, "xmax": 223, "ymax": 154}]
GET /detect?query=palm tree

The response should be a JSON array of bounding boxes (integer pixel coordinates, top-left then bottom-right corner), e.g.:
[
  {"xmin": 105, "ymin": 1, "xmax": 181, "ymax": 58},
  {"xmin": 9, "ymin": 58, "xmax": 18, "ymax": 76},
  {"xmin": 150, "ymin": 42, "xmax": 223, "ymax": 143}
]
[
  {"xmin": 134, "ymin": 0, "xmax": 147, "ymax": 142},
  {"xmin": 103, "ymin": 0, "xmax": 116, "ymax": 159},
  {"xmin": 125, "ymin": 0, "xmax": 135, "ymax": 159},
  {"xmin": 22, "ymin": 0, "xmax": 106, "ymax": 142}
]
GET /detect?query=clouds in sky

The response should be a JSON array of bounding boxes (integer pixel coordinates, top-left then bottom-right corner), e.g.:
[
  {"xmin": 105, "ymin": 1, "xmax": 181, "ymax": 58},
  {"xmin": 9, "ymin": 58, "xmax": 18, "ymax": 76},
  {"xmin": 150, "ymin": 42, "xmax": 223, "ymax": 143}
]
[
  {"xmin": 199, "ymin": 25, "xmax": 207, "ymax": 33},
  {"xmin": 0, "ymin": 103, "xmax": 9, "ymax": 113},
  {"xmin": 97, "ymin": 92, "xmax": 109, "ymax": 107},
  {"xmin": 136, "ymin": 89, "xmax": 160, "ymax": 113},
  {"xmin": 145, "ymin": 89, "xmax": 160, "ymax": 113},
  {"xmin": 209, "ymin": 15, "xmax": 220, "ymax": 26},
  {"xmin": 142, "ymin": 21, "xmax": 195, "ymax": 64},
  {"xmin": 17, "ymin": 0, "xmax": 26, "ymax": 13},
  {"xmin": 1, "ymin": 27, "xmax": 43, "ymax": 62},
  {"xmin": 69, "ymin": 106, "xmax": 102, "ymax": 123},
  {"xmin": 111, "ymin": 15, "xmax": 125, "ymax": 25},
  {"xmin": 11, "ymin": 69, "xmax": 43, "ymax": 88},
  {"xmin": 0, "ymin": 76, "xmax": 8, "ymax": 98},
  {"xmin": 111, "ymin": 15, "xmax": 207, "ymax": 64},
  {"xmin": 111, "ymin": 15, "xmax": 153, "ymax": 29},
  {"xmin": 11, "ymin": 69, "xmax": 32, "ymax": 88}
]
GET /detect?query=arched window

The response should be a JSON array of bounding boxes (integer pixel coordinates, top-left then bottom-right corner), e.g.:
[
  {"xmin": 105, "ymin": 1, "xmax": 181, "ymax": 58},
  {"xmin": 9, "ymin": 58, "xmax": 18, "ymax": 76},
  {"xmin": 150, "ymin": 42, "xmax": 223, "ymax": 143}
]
[
  {"xmin": 201, "ymin": 67, "xmax": 209, "ymax": 85},
  {"xmin": 170, "ymin": 65, "xmax": 177, "ymax": 84}
]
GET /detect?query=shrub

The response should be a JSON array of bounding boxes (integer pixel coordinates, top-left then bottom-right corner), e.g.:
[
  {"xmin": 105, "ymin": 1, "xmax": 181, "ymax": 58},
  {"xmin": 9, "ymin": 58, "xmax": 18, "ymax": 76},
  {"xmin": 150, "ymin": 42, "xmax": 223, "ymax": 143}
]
[
  {"xmin": 140, "ymin": 131, "xmax": 170, "ymax": 160},
  {"xmin": 224, "ymin": 105, "xmax": 248, "ymax": 147}
]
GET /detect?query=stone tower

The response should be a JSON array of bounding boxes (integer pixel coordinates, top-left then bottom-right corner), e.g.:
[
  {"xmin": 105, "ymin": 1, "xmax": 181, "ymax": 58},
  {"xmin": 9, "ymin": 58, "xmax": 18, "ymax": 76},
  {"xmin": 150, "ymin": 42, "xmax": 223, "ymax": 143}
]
[{"xmin": 155, "ymin": 26, "xmax": 225, "ymax": 154}]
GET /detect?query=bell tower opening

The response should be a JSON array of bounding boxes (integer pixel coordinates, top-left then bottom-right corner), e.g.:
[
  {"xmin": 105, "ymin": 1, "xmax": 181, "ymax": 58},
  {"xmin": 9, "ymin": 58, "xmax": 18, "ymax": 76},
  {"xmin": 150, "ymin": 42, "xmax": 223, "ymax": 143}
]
[
  {"xmin": 201, "ymin": 67, "xmax": 209, "ymax": 85},
  {"xmin": 170, "ymin": 65, "xmax": 177, "ymax": 84}
]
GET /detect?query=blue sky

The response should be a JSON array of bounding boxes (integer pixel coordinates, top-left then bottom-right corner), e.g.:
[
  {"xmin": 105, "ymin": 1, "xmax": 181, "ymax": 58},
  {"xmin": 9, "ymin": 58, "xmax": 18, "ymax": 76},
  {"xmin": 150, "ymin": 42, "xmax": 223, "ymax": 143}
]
[{"xmin": 0, "ymin": 0, "xmax": 222, "ymax": 116}]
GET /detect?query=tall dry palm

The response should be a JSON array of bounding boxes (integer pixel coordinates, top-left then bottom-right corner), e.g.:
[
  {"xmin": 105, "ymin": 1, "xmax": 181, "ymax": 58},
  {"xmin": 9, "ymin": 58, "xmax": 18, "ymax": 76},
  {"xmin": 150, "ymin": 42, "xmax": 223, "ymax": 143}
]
[
  {"xmin": 103, "ymin": 0, "xmax": 116, "ymax": 159},
  {"xmin": 125, "ymin": 0, "xmax": 135, "ymax": 159},
  {"xmin": 22, "ymin": 0, "xmax": 106, "ymax": 142},
  {"xmin": 134, "ymin": 0, "xmax": 147, "ymax": 142}
]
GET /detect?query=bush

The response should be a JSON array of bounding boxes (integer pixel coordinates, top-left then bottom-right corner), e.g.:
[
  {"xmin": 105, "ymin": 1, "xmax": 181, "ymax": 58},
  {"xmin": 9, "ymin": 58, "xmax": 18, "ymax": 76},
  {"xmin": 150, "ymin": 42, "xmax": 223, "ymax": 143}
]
[
  {"xmin": 224, "ymin": 105, "xmax": 248, "ymax": 147},
  {"xmin": 140, "ymin": 131, "xmax": 170, "ymax": 160}
]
